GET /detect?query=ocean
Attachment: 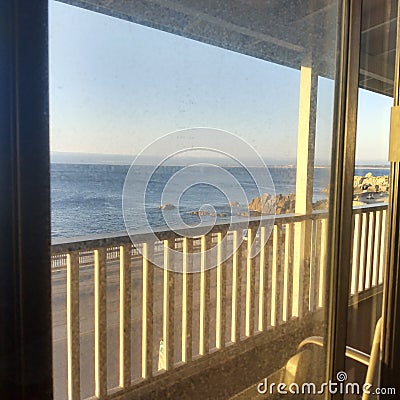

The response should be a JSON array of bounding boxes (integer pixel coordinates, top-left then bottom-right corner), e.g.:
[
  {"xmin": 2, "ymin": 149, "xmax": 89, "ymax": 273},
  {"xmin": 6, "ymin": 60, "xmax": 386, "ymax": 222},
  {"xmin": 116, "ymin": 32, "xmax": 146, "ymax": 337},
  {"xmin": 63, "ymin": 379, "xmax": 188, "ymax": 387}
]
[{"xmin": 50, "ymin": 164, "xmax": 390, "ymax": 239}]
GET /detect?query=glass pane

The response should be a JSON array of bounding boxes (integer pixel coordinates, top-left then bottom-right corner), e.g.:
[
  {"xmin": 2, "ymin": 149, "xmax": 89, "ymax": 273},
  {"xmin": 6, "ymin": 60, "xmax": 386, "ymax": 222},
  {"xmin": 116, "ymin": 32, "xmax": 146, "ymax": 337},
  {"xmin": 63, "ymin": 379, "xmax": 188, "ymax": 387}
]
[
  {"xmin": 49, "ymin": 1, "xmax": 340, "ymax": 398},
  {"xmin": 345, "ymin": 0, "xmax": 397, "ymax": 398}
]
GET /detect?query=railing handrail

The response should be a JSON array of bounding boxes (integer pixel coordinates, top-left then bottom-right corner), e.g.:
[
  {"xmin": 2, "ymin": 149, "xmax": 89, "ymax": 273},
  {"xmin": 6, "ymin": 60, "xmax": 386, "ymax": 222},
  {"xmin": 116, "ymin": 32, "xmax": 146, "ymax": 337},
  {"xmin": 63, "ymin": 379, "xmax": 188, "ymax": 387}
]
[
  {"xmin": 352, "ymin": 202, "xmax": 388, "ymax": 214},
  {"xmin": 51, "ymin": 204, "xmax": 388, "ymax": 253},
  {"xmin": 51, "ymin": 209, "xmax": 329, "ymax": 253}
]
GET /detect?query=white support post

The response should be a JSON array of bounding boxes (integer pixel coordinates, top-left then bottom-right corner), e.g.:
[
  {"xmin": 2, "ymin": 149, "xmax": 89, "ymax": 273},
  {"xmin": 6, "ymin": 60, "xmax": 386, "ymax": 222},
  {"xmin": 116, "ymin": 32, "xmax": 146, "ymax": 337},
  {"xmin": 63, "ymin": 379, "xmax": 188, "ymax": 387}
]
[{"xmin": 292, "ymin": 65, "xmax": 318, "ymax": 318}]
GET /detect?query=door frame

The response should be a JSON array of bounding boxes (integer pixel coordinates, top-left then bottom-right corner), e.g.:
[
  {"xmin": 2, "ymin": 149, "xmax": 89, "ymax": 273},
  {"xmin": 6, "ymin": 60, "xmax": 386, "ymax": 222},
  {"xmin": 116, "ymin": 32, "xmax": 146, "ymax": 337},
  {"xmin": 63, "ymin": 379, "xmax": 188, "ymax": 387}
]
[
  {"xmin": 325, "ymin": 1, "xmax": 363, "ymax": 398},
  {"xmin": 381, "ymin": 0, "xmax": 400, "ymax": 396}
]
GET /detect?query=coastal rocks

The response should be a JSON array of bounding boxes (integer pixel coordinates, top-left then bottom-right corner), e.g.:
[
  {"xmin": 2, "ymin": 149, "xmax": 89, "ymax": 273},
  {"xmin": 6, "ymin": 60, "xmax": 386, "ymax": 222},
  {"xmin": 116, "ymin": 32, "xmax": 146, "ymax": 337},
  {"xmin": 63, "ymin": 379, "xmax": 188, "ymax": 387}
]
[
  {"xmin": 353, "ymin": 200, "xmax": 368, "ymax": 207},
  {"xmin": 248, "ymin": 193, "xmax": 277, "ymax": 214},
  {"xmin": 248, "ymin": 193, "xmax": 330, "ymax": 214},
  {"xmin": 248, "ymin": 193, "xmax": 296, "ymax": 215},
  {"xmin": 236, "ymin": 210, "xmax": 263, "ymax": 217},
  {"xmin": 275, "ymin": 194, "xmax": 296, "ymax": 214},
  {"xmin": 353, "ymin": 174, "xmax": 389, "ymax": 194},
  {"xmin": 352, "ymin": 173, "xmax": 389, "ymax": 205},
  {"xmin": 313, "ymin": 199, "xmax": 329, "ymax": 210},
  {"xmin": 324, "ymin": 173, "xmax": 389, "ymax": 197},
  {"xmin": 159, "ymin": 203, "xmax": 176, "ymax": 210},
  {"xmin": 189, "ymin": 210, "xmax": 227, "ymax": 217}
]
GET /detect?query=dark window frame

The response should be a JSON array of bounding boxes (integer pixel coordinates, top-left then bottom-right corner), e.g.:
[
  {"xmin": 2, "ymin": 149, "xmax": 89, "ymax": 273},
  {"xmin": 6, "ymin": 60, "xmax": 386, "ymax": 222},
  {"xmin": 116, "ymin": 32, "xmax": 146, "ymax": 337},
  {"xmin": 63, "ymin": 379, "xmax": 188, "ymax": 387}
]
[{"xmin": 0, "ymin": 2, "xmax": 52, "ymax": 399}]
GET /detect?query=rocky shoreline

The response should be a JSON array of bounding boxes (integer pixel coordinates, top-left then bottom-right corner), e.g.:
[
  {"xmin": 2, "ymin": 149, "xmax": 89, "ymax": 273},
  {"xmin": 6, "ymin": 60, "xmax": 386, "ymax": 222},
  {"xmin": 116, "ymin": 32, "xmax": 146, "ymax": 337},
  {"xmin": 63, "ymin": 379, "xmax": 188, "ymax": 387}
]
[
  {"xmin": 353, "ymin": 172, "xmax": 389, "ymax": 194},
  {"xmin": 247, "ymin": 193, "xmax": 329, "ymax": 215},
  {"xmin": 352, "ymin": 173, "xmax": 389, "ymax": 205},
  {"xmin": 248, "ymin": 173, "xmax": 389, "ymax": 215},
  {"xmin": 159, "ymin": 173, "xmax": 389, "ymax": 219}
]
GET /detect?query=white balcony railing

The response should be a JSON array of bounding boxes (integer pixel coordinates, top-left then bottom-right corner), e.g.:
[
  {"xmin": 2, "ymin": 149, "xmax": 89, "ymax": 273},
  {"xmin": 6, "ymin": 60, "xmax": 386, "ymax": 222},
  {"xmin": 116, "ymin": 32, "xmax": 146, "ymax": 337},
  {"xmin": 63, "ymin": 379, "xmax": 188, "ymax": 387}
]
[{"xmin": 51, "ymin": 203, "xmax": 387, "ymax": 400}]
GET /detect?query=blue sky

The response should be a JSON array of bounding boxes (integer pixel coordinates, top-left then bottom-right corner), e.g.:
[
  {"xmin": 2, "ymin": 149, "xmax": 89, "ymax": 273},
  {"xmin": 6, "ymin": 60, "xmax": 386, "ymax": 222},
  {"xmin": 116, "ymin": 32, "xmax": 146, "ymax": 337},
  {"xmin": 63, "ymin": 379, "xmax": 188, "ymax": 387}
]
[{"xmin": 49, "ymin": 1, "xmax": 392, "ymax": 165}]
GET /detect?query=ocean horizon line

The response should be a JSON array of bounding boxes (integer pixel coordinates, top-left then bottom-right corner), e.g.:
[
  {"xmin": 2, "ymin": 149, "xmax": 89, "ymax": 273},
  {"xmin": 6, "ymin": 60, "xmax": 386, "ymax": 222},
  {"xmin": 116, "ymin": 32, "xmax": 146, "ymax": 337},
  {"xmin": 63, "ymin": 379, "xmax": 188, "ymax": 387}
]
[
  {"xmin": 50, "ymin": 151, "xmax": 389, "ymax": 168},
  {"xmin": 50, "ymin": 161, "xmax": 390, "ymax": 170}
]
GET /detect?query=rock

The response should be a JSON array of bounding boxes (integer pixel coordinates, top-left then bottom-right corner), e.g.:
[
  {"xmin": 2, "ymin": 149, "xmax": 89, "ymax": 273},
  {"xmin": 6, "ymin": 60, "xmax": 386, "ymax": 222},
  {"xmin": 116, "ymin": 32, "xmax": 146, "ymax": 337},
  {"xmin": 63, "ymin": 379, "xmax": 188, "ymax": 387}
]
[
  {"xmin": 208, "ymin": 212, "xmax": 228, "ymax": 217},
  {"xmin": 313, "ymin": 199, "xmax": 329, "ymax": 210},
  {"xmin": 322, "ymin": 185, "xmax": 330, "ymax": 194},
  {"xmin": 354, "ymin": 174, "xmax": 389, "ymax": 194},
  {"xmin": 160, "ymin": 203, "xmax": 176, "ymax": 210},
  {"xmin": 236, "ymin": 210, "xmax": 260, "ymax": 217},
  {"xmin": 353, "ymin": 200, "xmax": 367, "ymax": 207},
  {"xmin": 354, "ymin": 186, "xmax": 363, "ymax": 195},
  {"xmin": 188, "ymin": 209, "xmax": 227, "ymax": 217},
  {"xmin": 248, "ymin": 193, "xmax": 296, "ymax": 215},
  {"xmin": 189, "ymin": 210, "xmax": 208, "ymax": 216},
  {"xmin": 322, "ymin": 172, "xmax": 390, "ymax": 194},
  {"xmin": 356, "ymin": 177, "xmax": 364, "ymax": 185},
  {"xmin": 248, "ymin": 193, "xmax": 277, "ymax": 214},
  {"xmin": 249, "ymin": 193, "xmax": 332, "ymax": 214}
]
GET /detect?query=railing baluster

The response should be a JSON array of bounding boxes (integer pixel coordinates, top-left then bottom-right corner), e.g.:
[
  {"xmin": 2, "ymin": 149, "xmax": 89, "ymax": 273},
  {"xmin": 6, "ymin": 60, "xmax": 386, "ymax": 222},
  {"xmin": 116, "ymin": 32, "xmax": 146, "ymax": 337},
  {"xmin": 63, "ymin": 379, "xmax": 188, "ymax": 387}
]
[
  {"xmin": 351, "ymin": 212, "xmax": 362, "ymax": 295},
  {"xmin": 142, "ymin": 243, "xmax": 154, "ymax": 378},
  {"xmin": 163, "ymin": 239, "xmax": 175, "ymax": 371},
  {"xmin": 315, "ymin": 219, "xmax": 322, "ymax": 308},
  {"xmin": 287, "ymin": 223, "xmax": 294, "ymax": 316},
  {"xmin": 378, "ymin": 210, "xmax": 387, "ymax": 285},
  {"xmin": 245, "ymin": 228, "xmax": 256, "ymax": 337},
  {"xmin": 303, "ymin": 221, "xmax": 312, "ymax": 315},
  {"xmin": 182, "ymin": 238, "xmax": 193, "ymax": 362},
  {"xmin": 271, "ymin": 225, "xmax": 282, "ymax": 326},
  {"xmin": 359, "ymin": 212, "xmax": 369, "ymax": 292},
  {"xmin": 67, "ymin": 251, "xmax": 80, "ymax": 400},
  {"xmin": 231, "ymin": 230, "xmax": 242, "ymax": 343},
  {"xmin": 216, "ymin": 232, "xmax": 226, "ymax": 349},
  {"xmin": 318, "ymin": 218, "xmax": 327, "ymax": 308},
  {"xmin": 283, "ymin": 223, "xmax": 291, "ymax": 321},
  {"xmin": 119, "ymin": 245, "xmax": 132, "ymax": 388},
  {"xmin": 199, "ymin": 235, "xmax": 211, "ymax": 355},
  {"xmin": 309, "ymin": 219, "xmax": 318, "ymax": 312},
  {"xmin": 292, "ymin": 218, "xmax": 309, "ymax": 318},
  {"xmin": 372, "ymin": 210, "xmax": 382, "ymax": 287},
  {"xmin": 94, "ymin": 248, "xmax": 107, "ymax": 398},
  {"xmin": 258, "ymin": 227, "xmax": 270, "ymax": 331},
  {"xmin": 366, "ymin": 211, "xmax": 376, "ymax": 289}
]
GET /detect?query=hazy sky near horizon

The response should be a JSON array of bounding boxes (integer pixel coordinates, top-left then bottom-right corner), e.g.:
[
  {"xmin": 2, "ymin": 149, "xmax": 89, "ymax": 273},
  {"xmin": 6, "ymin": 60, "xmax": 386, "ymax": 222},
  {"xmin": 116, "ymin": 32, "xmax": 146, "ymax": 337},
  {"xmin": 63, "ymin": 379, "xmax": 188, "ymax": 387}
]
[{"xmin": 49, "ymin": 1, "xmax": 392, "ymax": 164}]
